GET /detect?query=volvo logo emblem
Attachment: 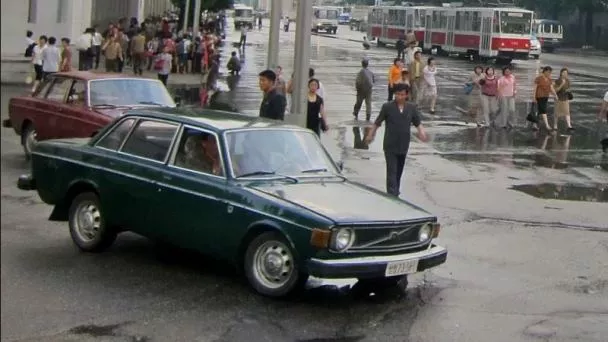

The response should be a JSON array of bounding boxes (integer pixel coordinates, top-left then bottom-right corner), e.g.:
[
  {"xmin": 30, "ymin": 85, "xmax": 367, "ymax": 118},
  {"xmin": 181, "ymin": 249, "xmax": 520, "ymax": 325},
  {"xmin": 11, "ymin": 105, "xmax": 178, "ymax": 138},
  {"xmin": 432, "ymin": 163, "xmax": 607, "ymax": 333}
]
[{"xmin": 389, "ymin": 231, "xmax": 400, "ymax": 240}]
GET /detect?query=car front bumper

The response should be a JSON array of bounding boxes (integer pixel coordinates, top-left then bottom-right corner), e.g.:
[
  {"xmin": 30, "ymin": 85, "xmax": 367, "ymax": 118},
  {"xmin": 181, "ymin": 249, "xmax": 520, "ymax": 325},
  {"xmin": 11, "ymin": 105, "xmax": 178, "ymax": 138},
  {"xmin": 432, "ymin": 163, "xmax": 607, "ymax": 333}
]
[
  {"xmin": 17, "ymin": 174, "xmax": 36, "ymax": 191},
  {"xmin": 307, "ymin": 244, "xmax": 447, "ymax": 279}
]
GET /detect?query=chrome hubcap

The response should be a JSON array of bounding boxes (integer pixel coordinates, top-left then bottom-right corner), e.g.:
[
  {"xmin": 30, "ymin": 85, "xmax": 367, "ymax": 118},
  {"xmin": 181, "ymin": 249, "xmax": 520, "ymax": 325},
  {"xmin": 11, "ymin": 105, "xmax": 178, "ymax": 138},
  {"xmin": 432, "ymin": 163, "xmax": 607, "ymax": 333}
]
[
  {"xmin": 73, "ymin": 202, "xmax": 101, "ymax": 242},
  {"xmin": 253, "ymin": 240, "xmax": 294, "ymax": 289},
  {"xmin": 25, "ymin": 129, "xmax": 37, "ymax": 154}
]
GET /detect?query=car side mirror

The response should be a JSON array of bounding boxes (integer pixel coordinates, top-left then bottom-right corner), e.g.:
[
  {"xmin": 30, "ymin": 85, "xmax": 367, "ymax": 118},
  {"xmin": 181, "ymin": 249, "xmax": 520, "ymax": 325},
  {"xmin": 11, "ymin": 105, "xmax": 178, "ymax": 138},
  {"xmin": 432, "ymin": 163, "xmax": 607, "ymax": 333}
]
[
  {"xmin": 174, "ymin": 96, "xmax": 182, "ymax": 107},
  {"xmin": 337, "ymin": 161, "xmax": 344, "ymax": 172}
]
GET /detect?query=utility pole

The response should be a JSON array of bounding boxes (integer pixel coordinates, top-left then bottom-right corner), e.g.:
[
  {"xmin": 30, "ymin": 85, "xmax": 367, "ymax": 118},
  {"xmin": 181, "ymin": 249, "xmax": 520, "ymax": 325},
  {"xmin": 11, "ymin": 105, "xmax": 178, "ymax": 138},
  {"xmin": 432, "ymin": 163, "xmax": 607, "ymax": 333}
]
[
  {"xmin": 192, "ymin": 0, "xmax": 202, "ymax": 35},
  {"xmin": 267, "ymin": 0, "xmax": 282, "ymax": 69},
  {"xmin": 288, "ymin": 0, "xmax": 312, "ymax": 128},
  {"xmin": 182, "ymin": 0, "xmax": 191, "ymax": 33}
]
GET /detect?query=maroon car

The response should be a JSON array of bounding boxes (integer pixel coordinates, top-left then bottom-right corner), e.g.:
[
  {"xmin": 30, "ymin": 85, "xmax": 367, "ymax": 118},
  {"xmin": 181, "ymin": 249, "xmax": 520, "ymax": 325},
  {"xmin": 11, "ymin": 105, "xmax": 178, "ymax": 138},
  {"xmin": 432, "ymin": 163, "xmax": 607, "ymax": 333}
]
[{"xmin": 3, "ymin": 71, "xmax": 176, "ymax": 158}]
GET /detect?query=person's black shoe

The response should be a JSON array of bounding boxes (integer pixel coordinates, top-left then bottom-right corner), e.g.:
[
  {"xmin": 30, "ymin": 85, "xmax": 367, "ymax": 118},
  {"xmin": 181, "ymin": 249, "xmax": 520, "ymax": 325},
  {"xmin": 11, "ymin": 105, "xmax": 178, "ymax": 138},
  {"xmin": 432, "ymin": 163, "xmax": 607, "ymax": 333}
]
[{"xmin": 601, "ymin": 138, "xmax": 608, "ymax": 153}]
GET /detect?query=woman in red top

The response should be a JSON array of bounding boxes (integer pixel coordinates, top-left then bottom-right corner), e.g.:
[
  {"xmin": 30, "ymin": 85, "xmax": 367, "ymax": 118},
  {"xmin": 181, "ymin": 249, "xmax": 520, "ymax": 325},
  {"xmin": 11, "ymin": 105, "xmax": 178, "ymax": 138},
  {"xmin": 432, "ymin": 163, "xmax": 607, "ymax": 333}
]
[{"xmin": 60, "ymin": 38, "xmax": 72, "ymax": 72}]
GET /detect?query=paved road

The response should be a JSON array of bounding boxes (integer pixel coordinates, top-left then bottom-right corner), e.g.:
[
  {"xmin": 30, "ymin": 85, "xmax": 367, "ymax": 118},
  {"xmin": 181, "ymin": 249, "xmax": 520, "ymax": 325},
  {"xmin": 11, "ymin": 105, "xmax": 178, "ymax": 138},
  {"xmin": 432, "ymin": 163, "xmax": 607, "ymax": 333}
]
[{"xmin": 1, "ymin": 19, "xmax": 607, "ymax": 342}]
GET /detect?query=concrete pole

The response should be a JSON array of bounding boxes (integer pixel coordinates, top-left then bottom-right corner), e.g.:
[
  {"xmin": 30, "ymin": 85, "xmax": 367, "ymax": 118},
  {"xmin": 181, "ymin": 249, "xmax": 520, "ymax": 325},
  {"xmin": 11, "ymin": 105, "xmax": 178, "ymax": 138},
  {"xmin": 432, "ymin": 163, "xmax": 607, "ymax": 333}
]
[
  {"xmin": 267, "ymin": 0, "xmax": 282, "ymax": 69},
  {"xmin": 182, "ymin": 0, "xmax": 191, "ymax": 33},
  {"xmin": 288, "ymin": 0, "xmax": 312, "ymax": 127},
  {"xmin": 192, "ymin": 0, "xmax": 202, "ymax": 35}
]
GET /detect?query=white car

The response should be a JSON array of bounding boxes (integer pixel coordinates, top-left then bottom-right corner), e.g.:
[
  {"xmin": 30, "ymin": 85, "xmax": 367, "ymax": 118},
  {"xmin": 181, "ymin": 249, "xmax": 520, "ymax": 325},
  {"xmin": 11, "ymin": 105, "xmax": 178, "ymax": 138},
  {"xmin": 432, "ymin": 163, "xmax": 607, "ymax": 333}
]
[{"xmin": 530, "ymin": 36, "xmax": 541, "ymax": 59}]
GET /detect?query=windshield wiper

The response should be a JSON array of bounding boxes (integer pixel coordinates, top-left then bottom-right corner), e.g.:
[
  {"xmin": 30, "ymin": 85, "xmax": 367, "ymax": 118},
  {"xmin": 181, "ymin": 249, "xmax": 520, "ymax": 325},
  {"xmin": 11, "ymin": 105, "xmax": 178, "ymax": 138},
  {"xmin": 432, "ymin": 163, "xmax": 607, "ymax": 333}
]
[
  {"xmin": 236, "ymin": 171, "xmax": 298, "ymax": 183},
  {"xmin": 301, "ymin": 168, "xmax": 328, "ymax": 173},
  {"xmin": 301, "ymin": 168, "xmax": 347, "ymax": 181},
  {"xmin": 137, "ymin": 101, "xmax": 166, "ymax": 106}
]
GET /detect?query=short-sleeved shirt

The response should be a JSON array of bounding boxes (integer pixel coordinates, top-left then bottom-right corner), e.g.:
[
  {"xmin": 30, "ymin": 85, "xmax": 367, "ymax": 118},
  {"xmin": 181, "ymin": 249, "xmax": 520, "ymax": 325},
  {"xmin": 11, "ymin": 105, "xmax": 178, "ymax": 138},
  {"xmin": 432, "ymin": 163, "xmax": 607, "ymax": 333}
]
[
  {"xmin": 158, "ymin": 53, "xmax": 172, "ymax": 75},
  {"xmin": 259, "ymin": 89, "xmax": 286, "ymax": 120},
  {"xmin": 374, "ymin": 101, "xmax": 422, "ymax": 154},
  {"xmin": 603, "ymin": 91, "xmax": 608, "ymax": 102},
  {"xmin": 535, "ymin": 75, "xmax": 552, "ymax": 98},
  {"xmin": 41, "ymin": 46, "xmax": 61, "ymax": 72}
]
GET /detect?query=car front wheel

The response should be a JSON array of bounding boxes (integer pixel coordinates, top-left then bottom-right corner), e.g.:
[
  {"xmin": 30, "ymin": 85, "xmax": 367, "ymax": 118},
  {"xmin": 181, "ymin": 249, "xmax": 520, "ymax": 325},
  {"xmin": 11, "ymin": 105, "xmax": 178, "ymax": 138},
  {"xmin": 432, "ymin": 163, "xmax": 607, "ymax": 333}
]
[
  {"xmin": 21, "ymin": 124, "xmax": 37, "ymax": 159},
  {"xmin": 68, "ymin": 192, "xmax": 116, "ymax": 253},
  {"xmin": 244, "ymin": 231, "xmax": 307, "ymax": 297}
]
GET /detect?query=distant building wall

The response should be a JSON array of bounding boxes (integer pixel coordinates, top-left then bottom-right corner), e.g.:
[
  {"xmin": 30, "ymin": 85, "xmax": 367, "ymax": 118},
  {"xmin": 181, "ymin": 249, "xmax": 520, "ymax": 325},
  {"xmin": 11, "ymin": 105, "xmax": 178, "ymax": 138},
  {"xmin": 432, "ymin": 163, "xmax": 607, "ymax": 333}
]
[
  {"xmin": 91, "ymin": 0, "xmax": 175, "ymax": 27},
  {"xmin": 1, "ymin": 0, "xmax": 92, "ymax": 56}
]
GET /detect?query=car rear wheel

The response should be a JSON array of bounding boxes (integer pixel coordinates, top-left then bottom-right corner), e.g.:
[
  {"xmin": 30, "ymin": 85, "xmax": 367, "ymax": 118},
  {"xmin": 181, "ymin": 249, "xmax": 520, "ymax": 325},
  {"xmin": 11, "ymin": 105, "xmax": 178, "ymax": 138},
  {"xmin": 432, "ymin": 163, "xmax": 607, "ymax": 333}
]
[
  {"xmin": 244, "ymin": 231, "xmax": 307, "ymax": 297},
  {"xmin": 21, "ymin": 124, "xmax": 37, "ymax": 160},
  {"xmin": 68, "ymin": 192, "xmax": 116, "ymax": 253}
]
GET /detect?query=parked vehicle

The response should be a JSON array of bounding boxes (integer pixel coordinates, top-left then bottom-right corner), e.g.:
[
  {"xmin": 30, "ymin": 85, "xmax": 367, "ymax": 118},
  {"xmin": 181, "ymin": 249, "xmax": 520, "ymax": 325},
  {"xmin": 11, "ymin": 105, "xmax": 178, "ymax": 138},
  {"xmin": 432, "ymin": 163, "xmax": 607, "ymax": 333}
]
[
  {"xmin": 17, "ymin": 109, "xmax": 448, "ymax": 298},
  {"xmin": 529, "ymin": 34, "xmax": 541, "ymax": 59},
  {"xmin": 2, "ymin": 71, "xmax": 176, "ymax": 159},
  {"xmin": 312, "ymin": 6, "xmax": 341, "ymax": 34},
  {"xmin": 368, "ymin": 4, "xmax": 534, "ymax": 63},
  {"xmin": 233, "ymin": 4, "xmax": 254, "ymax": 29},
  {"xmin": 533, "ymin": 19, "xmax": 563, "ymax": 52},
  {"xmin": 338, "ymin": 12, "xmax": 352, "ymax": 25}
]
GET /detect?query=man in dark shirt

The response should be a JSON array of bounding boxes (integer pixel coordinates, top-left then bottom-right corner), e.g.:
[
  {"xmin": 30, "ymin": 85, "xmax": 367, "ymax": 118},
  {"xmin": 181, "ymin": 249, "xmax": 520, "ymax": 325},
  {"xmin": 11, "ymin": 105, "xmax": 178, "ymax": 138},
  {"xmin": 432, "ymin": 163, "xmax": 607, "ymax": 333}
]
[
  {"xmin": 258, "ymin": 69, "xmax": 287, "ymax": 120},
  {"xmin": 365, "ymin": 83, "xmax": 428, "ymax": 197}
]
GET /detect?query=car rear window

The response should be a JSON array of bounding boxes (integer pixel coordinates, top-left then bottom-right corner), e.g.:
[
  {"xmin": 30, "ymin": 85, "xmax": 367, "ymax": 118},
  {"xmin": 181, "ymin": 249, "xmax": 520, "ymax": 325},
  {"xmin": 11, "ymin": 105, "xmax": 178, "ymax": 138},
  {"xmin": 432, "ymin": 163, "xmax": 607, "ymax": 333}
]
[{"xmin": 120, "ymin": 120, "xmax": 179, "ymax": 162}]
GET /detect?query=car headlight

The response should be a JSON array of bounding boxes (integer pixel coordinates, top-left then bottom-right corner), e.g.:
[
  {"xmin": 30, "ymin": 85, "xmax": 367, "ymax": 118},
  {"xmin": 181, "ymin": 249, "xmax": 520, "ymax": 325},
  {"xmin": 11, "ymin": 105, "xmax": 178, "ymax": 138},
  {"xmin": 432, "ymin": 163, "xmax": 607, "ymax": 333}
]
[
  {"xmin": 418, "ymin": 223, "xmax": 432, "ymax": 242},
  {"xmin": 330, "ymin": 228, "xmax": 355, "ymax": 251}
]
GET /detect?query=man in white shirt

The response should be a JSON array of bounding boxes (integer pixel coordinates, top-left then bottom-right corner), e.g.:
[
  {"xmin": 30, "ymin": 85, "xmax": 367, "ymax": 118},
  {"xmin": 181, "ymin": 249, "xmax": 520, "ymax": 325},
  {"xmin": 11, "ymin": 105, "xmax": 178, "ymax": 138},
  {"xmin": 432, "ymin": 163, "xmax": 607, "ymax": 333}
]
[
  {"xmin": 76, "ymin": 28, "xmax": 94, "ymax": 70},
  {"xmin": 31, "ymin": 35, "xmax": 47, "ymax": 93},
  {"xmin": 92, "ymin": 25, "xmax": 103, "ymax": 69},
  {"xmin": 41, "ymin": 37, "xmax": 61, "ymax": 79}
]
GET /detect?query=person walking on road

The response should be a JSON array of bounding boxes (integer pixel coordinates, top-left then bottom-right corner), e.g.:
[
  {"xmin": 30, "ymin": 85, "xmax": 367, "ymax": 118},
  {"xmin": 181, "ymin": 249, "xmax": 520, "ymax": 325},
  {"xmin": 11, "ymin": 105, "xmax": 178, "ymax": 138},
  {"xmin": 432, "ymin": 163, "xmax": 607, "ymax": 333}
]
[
  {"xmin": 387, "ymin": 58, "xmax": 403, "ymax": 101},
  {"xmin": 239, "ymin": 26, "xmax": 248, "ymax": 49},
  {"xmin": 258, "ymin": 69, "xmax": 287, "ymax": 121},
  {"xmin": 395, "ymin": 36, "xmax": 405, "ymax": 60},
  {"xmin": 466, "ymin": 66, "xmax": 484, "ymax": 120},
  {"xmin": 130, "ymin": 29, "xmax": 146, "ymax": 75},
  {"xmin": 480, "ymin": 67, "xmax": 499, "ymax": 127},
  {"xmin": 422, "ymin": 57, "xmax": 438, "ymax": 114},
  {"xmin": 364, "ymin": 83, "xmax": 428, "ymax": 197},
  {"xmin": 532, "ymin": 66, "xmax": 558, "ymax": 131},
  {"xmin": 353, "ymin": 59, "xmax": 375, "ymax": 121},
  {"xmin": 497, "ymin": 66, "xmax": 517, "ymax": 129},
  {"xmin": 599, "ymin": 90, "xmax": 608, "ymax": 152},
  {"xmin": 553, "ymin": 67, "xmax": 574, "ymax": 132},
  {"xmin": 307, "ymin": 79, "xmax": 329, "ymax": 136},
  {"xmin": 408, "ymin": 51, "xmax": 423, "ymax": 105}
]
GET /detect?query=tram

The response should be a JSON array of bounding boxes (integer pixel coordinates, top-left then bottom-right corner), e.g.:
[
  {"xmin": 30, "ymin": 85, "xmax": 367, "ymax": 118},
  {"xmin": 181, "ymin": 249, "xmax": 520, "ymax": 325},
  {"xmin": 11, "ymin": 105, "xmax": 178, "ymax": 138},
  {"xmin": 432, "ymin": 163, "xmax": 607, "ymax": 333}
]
[
  {"xmin": 368, "ymin": 5, "xmax": 534, "ymax": 63},
  {"xmin": 533, "ymin": 19, "xmax": 563, "ymax": 52}
]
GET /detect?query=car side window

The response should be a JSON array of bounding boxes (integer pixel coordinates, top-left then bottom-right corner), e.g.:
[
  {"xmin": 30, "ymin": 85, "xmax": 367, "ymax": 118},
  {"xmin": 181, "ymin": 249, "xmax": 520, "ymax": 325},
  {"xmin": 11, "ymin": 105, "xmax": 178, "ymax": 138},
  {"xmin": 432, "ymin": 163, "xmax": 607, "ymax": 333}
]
[
  {"xmin": 67, "ymin": 80, "xmax": 87, "ymax": 106},
  {"xmin": 46, "ymin": 78, "xmax": 72, "ymax": 102},
  {"xmin": 96, "ymin": 118, "xmax": 136, "ymax": 151},
  {"xmin": 173, "ymin": 127, "xmax": 224, "ymax": 177},
  {"xmin": 120, "ymin": 120, "xmax": 179, "ymax": 162},
  {"xmin": 34, "ymin": 79, "xmax": 53, "ymax": 98}
]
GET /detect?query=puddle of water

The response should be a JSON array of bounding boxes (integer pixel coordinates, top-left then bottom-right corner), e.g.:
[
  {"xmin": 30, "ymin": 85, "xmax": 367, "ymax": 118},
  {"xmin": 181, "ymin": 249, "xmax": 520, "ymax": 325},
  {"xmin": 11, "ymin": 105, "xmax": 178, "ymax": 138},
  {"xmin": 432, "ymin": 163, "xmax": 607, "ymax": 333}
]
[{"xmin": 511, "ymin": 183, "xmax": 608, "ymax": 202}]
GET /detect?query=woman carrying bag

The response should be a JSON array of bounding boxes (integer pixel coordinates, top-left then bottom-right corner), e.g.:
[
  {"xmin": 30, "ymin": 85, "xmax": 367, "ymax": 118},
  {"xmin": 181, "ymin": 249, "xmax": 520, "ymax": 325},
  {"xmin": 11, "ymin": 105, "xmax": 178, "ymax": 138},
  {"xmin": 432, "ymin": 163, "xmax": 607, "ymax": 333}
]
[
  {"xmin": 553, "ymin": 67, "xmax": 574, "ymax": 132},
  {"xmin": 531, "ymin": 66, "xmax": 557, "ymax": 131}
]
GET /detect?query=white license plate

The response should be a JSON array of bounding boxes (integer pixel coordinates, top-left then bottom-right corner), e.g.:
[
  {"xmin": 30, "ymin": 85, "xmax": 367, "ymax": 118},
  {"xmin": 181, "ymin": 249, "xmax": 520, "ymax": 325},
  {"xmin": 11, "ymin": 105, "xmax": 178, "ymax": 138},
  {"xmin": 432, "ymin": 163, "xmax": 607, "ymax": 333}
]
[{"xmin": 385, "ymin": 259, "xmax": 419, "ymax": 277}]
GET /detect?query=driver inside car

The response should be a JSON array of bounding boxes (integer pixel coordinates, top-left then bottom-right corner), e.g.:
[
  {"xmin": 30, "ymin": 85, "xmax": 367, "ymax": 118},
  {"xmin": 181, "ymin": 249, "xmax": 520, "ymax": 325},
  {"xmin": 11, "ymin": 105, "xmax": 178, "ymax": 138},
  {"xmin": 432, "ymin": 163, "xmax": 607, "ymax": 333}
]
[{"xmin": 179, "ymin": 134, "xmax": 223, "ymax": 176}]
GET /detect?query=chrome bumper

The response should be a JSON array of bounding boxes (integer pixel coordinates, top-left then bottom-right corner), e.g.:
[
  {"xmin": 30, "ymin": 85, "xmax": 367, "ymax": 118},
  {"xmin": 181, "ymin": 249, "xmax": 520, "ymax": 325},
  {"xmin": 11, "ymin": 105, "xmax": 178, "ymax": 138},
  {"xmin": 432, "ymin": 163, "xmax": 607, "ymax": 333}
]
[{"xmin": 307, "ymin": 244, "xmax": 447, "ymax": 279}]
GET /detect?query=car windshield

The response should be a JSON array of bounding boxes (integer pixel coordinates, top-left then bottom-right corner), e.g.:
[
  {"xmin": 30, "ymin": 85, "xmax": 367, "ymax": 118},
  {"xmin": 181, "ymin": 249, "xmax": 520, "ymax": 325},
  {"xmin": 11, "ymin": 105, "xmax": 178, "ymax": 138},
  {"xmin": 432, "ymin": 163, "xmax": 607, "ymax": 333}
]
[
  {"xmin": 315, "ymin": 9, "xmax": 339, "ymax": 20},
  {"xmin": 235, "ymin": 9, "xmax": 253, "ymax": 17},
  {"xmin": 500, "ymin": 12, "xmax": 532, "ymax": 35},
  {"xmin": 89, "ymin": 79, "xmax": 176, "ymax": 107},
  {"xmin": 225, "ymin": 129, "xmax": 339, "ymax": 178}
]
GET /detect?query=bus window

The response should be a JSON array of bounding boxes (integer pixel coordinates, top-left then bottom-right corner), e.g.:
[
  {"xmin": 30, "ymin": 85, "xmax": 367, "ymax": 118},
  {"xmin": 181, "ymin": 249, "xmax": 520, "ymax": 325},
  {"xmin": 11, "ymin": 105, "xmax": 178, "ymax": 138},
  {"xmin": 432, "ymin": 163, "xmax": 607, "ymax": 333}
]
[
  {"xmin": 472, "ymin": 12, "xmax": 481, "ymax": 31},
  {"xmin": 455, "ymin": 11, "xmax": 461, "ymax": 30},
  {"xmin": 398, "ymin": 9, "xmax": 405, "ymax": 26},
  {"xmin": 419, "ymin": 10, "xmax": 425, "ymax": 27},
  {"xmin": 493, "ymin": 12, "xmax": 500, "ymax": 33},
  {"xmin": 500, "ymin": 11, "xmax": 532, "ymax": 35},
  {"xmin": 432, "ymin": 11, "xmax": 439, "ymax": 29},
  {"xmin": 440, "ymin": 11, "xmax": 447, "ymax": 29}
]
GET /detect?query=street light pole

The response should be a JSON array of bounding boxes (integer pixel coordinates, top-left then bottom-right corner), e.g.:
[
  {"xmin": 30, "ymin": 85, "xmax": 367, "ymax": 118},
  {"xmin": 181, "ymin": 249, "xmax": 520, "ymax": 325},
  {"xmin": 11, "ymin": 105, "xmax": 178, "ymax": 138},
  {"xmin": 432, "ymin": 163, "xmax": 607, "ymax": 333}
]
[
  {"xmin": 192, "ymin": 0, "xmax": 202, "ymax": 35},
  {"xmin": 288, "ymin": 0, "xmax": 312, "ymax": 128},
  {"xmin": 267, "ymin": 0, "xmax": 282, "ymax": 69},
  {"xmin": 182, "ymin": 0, "xmax": 191, "ymax": 33}
]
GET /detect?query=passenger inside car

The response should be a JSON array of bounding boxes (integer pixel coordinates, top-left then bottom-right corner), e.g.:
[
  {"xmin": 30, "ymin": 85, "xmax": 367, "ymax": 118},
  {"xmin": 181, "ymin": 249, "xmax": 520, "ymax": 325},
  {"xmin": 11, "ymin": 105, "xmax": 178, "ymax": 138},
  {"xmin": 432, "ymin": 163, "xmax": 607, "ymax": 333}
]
[{"xmin": 175, "ymin": 130, "xmax": 223, "ymax": 176}]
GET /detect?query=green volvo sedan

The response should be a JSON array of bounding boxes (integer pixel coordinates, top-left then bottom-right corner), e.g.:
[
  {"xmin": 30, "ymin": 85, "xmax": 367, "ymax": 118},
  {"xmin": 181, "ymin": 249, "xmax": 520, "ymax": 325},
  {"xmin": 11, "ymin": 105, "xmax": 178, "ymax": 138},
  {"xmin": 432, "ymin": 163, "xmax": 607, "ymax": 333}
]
[{"xmin": 17, "ymin": 109, "xmax": 447, "ymax": 297}]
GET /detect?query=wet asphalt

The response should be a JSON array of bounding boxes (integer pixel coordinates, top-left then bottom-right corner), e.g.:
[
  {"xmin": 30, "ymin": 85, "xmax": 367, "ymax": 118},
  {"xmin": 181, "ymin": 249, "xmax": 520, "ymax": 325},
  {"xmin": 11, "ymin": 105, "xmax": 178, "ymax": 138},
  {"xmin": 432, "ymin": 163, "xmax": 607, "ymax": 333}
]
[{"xmin": 1, "ymin": 19, "xmax": 607, "ymax": 342}]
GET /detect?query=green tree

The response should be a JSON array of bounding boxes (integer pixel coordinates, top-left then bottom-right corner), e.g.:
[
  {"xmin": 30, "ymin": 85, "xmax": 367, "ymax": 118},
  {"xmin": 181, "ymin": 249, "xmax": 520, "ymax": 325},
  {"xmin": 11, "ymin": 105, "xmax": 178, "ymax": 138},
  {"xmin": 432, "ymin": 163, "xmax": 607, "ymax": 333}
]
[{"xmin": 170, "ymin": 0, "xmax": 234, "ymax": 29}]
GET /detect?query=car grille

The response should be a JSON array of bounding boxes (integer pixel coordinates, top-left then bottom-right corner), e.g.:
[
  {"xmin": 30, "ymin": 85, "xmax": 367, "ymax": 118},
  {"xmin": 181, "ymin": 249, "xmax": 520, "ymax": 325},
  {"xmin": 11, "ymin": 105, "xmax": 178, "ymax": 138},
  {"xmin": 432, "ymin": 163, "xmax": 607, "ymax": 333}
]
[{"xmin": 347, "ymin": 222, "xmax": 431, "ymax": 253}]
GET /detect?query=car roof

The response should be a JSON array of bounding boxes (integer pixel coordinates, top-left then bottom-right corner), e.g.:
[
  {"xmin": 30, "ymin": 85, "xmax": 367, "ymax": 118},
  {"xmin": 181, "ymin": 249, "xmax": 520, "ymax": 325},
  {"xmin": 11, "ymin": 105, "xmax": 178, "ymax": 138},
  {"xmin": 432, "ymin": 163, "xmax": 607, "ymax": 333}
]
[
  {"xmin": 122, "ymin": 107, "xmax": 306, "ymax": 132},
  {"xmin": 52, "ymin": 71, "xmax": 158, "ymax": 82}
]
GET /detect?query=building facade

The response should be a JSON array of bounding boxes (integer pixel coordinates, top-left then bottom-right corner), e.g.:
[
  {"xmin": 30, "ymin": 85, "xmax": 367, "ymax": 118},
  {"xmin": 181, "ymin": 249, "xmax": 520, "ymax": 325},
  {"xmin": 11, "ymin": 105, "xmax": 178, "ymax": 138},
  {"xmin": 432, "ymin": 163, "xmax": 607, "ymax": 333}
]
[{"xmin": 1, "ymin": 0, "xmax": 92, "ymax": 56}]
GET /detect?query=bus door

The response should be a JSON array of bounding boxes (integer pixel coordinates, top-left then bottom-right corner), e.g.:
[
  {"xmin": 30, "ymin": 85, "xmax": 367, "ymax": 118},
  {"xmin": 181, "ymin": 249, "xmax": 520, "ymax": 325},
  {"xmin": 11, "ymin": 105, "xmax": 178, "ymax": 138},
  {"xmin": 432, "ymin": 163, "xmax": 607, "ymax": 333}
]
[
  {"xmin": 424, "ymin": 12, "xmax": 432, "ymax": 50},
  {"xmin": 479, "ymin": 13, "xmax": 493, "ymax": 57},
  {"xmin": 446, "ymin": 13, "xmax": 455, "ymax": 52}
]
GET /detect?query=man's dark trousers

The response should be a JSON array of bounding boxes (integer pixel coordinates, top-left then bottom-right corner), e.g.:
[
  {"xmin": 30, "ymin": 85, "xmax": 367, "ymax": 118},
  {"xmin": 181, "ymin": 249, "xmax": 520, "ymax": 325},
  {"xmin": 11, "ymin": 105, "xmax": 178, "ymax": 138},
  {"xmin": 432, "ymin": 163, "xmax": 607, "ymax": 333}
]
[{"xmin": 384, "ymin": 152, "xmax": 407, "ymax": 196}]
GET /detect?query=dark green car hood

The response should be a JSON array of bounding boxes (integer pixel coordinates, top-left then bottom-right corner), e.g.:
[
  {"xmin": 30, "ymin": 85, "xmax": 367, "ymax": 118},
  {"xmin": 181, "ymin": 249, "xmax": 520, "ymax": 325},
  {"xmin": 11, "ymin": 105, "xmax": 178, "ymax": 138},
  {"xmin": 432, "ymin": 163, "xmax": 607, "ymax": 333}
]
[{"xmin": 248, "ymin": 180, "xmax": 434, "ymax": 224}]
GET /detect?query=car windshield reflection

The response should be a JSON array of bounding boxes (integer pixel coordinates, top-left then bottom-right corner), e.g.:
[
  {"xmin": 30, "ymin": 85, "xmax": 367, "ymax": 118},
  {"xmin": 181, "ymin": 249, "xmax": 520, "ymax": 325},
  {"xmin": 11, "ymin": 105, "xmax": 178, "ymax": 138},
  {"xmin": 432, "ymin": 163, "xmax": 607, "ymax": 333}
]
[
  {"xmin": 89, "ymin": 79, "xmax": 176, "ymax": 107},
  {"xmin": 225, "ymin": 129, "xmax": 339, "ymax": 178}
]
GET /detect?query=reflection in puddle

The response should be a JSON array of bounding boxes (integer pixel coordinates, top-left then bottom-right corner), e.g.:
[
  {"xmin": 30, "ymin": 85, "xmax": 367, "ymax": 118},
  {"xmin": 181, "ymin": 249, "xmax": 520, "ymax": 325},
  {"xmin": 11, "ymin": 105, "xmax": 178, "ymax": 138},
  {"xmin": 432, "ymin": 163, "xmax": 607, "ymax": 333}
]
[{"xmin": 511, "ymin": 183, "xmax": 608, "ymax": 202}]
